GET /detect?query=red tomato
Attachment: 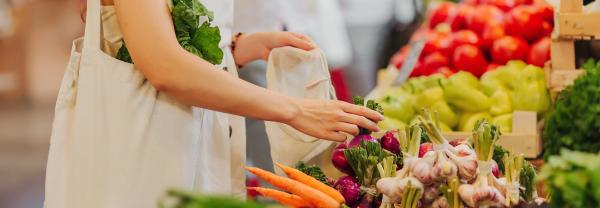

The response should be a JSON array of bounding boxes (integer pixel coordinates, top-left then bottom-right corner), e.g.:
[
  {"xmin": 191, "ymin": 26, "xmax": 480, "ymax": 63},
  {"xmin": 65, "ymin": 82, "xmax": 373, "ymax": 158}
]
[
  {"xmin": 436, "ymin": 66, "xmax": 455, "ymax": 77},
  {"xmin": 530, "ymin": 2, "xmax": 554, "ymax": 23},
  {"xmin": 453, "ymin": 45, "xmax": 489, "ymax": 77},
  {"xmin": 423, "ymin": 52, "xmax": 450, "ymax": 74},
  {"xmin": 429, "ymin": 2, "xmax": 458, "ymax": 29},
  {"xmin": 463, "ymin": 0, "xmax": 480, "ymax": 5},
  {"xmin": 481, "ymin": 23, "xmax": 506, "ymax": 50},
  {"xmin": 505, "ymin": 5, "xmax": 544, "ymax": 41},
  {"xmin": 491, "ymin": 36, "xmax": 530, "ymax": 64},
  {"xmin": 409, "ymin": 61, "xmax": 426, "ymax": 77},
  {"xmin": 423, "ymin": 32, "xmax": 453, "ymax": 56},
  {"xmin": 450, "ymin": 4, "xmax": 475, "ymax": 31},
  {"xmin": 451, "ymin": 30, "xmax": 481, "ymax": 52},
  {"xmin": 541, "ymin": 21, "xmax": 553, "ymax": 37},
  {"xmin": 390, "ymin": 46, "xmax": 409, "ymax": 68},
  {"xmin": 467, "ymin": 5, "xmax": 504, "ymax": 35},
  {"xmin": 481, "ymin": 0, "xmax": 517, "ymax": 11},
  {"xmin": 528, "ymin": 37, "xmax": 550, "ymax": 67}
]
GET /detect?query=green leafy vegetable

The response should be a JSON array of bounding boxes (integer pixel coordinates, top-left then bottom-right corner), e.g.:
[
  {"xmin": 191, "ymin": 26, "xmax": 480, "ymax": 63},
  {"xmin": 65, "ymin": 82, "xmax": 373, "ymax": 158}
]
[
  {"xmin": 543, "ymin": 58, "xmax": 600, "ymax": 160},
  {"xmin": 352, "ymin": 96, "xmax": 384, "ymax": 135},
  {"xmin": 519, "ymin": 160, "xmax": 537, "ymax": 202},
  {"xmin": 492, "ymin": 145, "xmax": 509, "ymax": 174},
  {"xmin": 117, "ymin": 0, "xmax": 223, "ymax": 65},
  {"xmin": 296, "ymin": 162, "xmax": 331, "ymax": 185},
  {"xmin": 538, "ymin": 149, "xmax": 600, "ymax": 208},
  {"xmin": 344, "ymin": 141, "xmax": 396, "ymax": 186},
  {"xmin": 159, "ymin": 189, "xmax": 265, "ymax": 208}
]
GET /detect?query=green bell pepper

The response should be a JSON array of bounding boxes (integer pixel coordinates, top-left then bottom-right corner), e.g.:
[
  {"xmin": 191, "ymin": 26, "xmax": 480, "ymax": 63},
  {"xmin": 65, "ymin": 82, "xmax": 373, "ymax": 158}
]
[
  {"xmin": 459, "ymin": 112, "xmax": 493, "ymax": 132},
  {"xmin": 480, "ymin": 69, "xmax": 506, "ymax": 96},
  {"xmin": 430, "ymin": 100, "xmax": 459, "ymax": 128},
  {"xmin": 512, "ymin": 65, "xmax": 550, "ymax": 114},
  {"xmin": 378, "ymin": 116, "xmax": 407, "ymax": 131},
  {"xmin": 489, "ymin": 87, "xmax": 513, "ymax": 116},
  {"xmin": 442, "ymin": 79, "xmax": 491, "ymax": 112},
  {"xmin": 449, "ymin": 71, "xmax": 480, "ymax": 89},
  {"xmin": 379, "ymin": 94, "xmax": 415, "ymax": 123},
  {"xmin": 415, "ymin": 87, "xmax": 444, "ymax": 109},
  {"xmin": 492, "ymin": 113, "xmax": 513, "ymax": 133}
]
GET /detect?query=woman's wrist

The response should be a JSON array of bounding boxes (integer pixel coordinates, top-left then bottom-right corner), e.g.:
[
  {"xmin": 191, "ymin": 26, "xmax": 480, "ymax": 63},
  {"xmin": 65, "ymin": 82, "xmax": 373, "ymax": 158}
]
[
  {"xmin": 274, "ymin": 96, "xmax": 302, "ymax": 124},
  {"xmin": 232, "ymin": 32, "xmax": 268, "ymax": 67}
]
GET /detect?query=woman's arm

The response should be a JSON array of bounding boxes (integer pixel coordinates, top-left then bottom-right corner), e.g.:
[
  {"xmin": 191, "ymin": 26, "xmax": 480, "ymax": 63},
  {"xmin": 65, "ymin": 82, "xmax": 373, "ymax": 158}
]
[{"xmin": 112, "ymin": 0, "xmax": 382, "ymax": 141}]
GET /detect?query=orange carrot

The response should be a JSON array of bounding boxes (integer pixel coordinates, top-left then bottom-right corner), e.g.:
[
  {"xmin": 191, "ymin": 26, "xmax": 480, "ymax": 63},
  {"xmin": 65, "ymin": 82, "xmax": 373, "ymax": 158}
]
[
  {"xmin": 275, "ymin": 162, "xmax": 346, "ymax": 204},
  {"xmin": 245, "ymin": 166, "xmax": 340, "ymax": 208},
  {"xmin": 248, "ymin": 187, "xmax": 313, "ymax": 208}
]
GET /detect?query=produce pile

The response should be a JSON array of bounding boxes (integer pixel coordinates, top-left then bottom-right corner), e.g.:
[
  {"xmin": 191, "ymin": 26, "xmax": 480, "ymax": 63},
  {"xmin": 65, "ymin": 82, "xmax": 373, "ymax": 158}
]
[
  {"xmin": 543, "ymin": 58, "xmax": 600, "ymax": 159},
  {"xmin": 377, "ymin": 60, "xmax": 550, "ymax": 133},
  {"xmin": 390, "ymin": 0, "xmax": 552, "ymax": 78},
  {"xmin": 329, "ymin": 106, "xmax": 539, "ymax": 208}
]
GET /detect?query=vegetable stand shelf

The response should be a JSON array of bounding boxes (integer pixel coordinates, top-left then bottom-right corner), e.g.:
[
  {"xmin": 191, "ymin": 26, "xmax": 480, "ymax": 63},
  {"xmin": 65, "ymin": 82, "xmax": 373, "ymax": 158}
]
[
  {"xmin": 369, "ymin": 67, "xmax": 542, "ymax": 159},
  {"xmin": 546, "ymin": 0, "xmax": 596, "ymax": 92}
]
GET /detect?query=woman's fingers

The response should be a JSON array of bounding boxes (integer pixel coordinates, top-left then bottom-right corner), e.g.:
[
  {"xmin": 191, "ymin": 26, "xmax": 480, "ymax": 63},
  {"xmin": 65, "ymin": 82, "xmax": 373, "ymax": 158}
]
[
  {"xmin": 284, "ymin": 33, "xmax": 316, "ymax": 51},
  {"xmin": 339, "ymin": 101, "xmax": 384, "ymax": 122},
  {"xmin": 339, "ymin": 112, "xmax": 380, "ymax": 133},
  {"xmin": 323, "ymin": 131, "xmax": 347, "ymax": 142},
  {"xmin": 333, "ymin": 122, "xmax": 360, "ymax": 136}
]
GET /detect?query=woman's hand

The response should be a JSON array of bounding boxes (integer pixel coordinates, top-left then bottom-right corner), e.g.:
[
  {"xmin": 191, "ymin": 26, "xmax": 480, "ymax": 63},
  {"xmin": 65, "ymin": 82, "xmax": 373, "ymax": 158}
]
[
  {"xmin": 233, "ymin": 32, "xmax": 317, "ymax": 67},
  {"xmin": 283, "ymin": 99, "xmax": 384, "ymax": 142}
]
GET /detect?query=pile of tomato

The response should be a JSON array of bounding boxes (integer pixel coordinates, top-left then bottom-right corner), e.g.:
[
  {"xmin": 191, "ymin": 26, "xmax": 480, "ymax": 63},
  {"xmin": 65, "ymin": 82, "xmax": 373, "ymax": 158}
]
[{"xmin": 390, "ymin": 0, "xmax": 553, "ymax": 78}]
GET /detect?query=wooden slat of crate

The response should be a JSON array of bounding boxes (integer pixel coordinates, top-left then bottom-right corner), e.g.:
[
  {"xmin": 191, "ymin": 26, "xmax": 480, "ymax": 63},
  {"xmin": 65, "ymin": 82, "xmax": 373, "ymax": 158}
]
[
  {"xmin": 443, "ymin": 111, "xmax": 541, "ymax": 158},
  {"xmin": 556, "ymin": 12, "xmax": 600, "ymax": 38}
]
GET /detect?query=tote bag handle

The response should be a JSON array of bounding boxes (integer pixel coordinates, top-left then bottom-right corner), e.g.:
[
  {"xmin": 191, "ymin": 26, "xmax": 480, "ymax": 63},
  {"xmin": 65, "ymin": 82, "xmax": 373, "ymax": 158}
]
[{"xmin": 82, "ymin": 0, "xmax": 102, "ymax": 53}]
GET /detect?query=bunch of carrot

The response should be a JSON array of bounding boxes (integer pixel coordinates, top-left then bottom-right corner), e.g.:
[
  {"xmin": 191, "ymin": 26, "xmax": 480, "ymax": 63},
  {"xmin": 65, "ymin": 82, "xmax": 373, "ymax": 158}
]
[{"xmin": 246, "ymin": 163, "xmax": 345, "ymax": 208}]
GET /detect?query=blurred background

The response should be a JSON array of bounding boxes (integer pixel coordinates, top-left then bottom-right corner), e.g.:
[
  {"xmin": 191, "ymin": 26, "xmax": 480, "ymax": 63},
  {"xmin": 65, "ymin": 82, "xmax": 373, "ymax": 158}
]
[{"xmin": 0, "ymin": 0, "xmax": 424, "ymax": 207}]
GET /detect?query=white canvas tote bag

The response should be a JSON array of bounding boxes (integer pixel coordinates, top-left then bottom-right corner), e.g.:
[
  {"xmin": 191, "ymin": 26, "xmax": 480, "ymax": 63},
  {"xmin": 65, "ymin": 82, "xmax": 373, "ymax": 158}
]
[
  {"xmin": 265, "ymin": 47, "xmax": 338, "ymax": 172},
  {"xmin": 44, "ymin": 0, "xmax": 246, "ymax": 207}
]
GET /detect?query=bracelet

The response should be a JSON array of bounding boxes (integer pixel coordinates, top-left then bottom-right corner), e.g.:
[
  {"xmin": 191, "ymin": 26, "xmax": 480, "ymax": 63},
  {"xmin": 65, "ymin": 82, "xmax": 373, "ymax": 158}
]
[{"xmin": 231, "ymin": 32, "xmax": 244, "ymax": 69}]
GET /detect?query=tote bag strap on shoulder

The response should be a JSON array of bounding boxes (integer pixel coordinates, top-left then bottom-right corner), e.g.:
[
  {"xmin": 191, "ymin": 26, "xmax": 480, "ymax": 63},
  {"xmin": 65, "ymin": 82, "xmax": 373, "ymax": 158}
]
[{"xmin": 83, "ymin": 0, "xmax": 103, "ymax": 54}]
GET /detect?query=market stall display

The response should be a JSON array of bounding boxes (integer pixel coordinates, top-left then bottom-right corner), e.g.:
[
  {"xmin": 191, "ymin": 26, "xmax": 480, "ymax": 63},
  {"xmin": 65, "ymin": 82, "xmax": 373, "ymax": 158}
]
[{"xmin": 389, "ymin": 0, "xmax": 553, "ymax": 78}]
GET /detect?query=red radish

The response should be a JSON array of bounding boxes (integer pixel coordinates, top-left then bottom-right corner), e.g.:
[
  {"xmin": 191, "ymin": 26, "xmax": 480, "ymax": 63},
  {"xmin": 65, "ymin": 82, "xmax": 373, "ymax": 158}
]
[
  {"xmin": 422, "ymin": 52, "xmax": 450, "ymax": 73},
  {"xmin": 453, "ymin": 45, "xmax": 489, "ymax": 77},
  {"xmin": 467, "ymin": 5, "xmax": 504, "ymax": 35},
  {"xmin": 505, "ymin": 5, "xmax": 545, "ymax": 41},
  {"xmin": 481, "ymin": 23, "xmax": 506, "ymax": 50},
  {"xmin": 419, "ymin": 143, "xmax": 434, "ymax": 158},
  {"xmin": 429, "ymin": 2, "xmax": 457, "ymax": 29},
  {"xmin": 332, "ymin": 147, "xmax": 354, "ymax": 175},
  {"xmin": 491, "ymin": 160, "xmax": 500, "ymax": 178},
  {"xmin": 528, "ymin": 37, "xmax": 550, "ymax": 67},
  {"xmin": 380, "ymin": 131, "xmax": 400, "ymax": 155},
  {"xmin": 451, "ymin": 30, "xmax": 481, "ymax": 51},
  {"xmin": 491, "ymin": 36, "xmax": 530, "ymax": 65},
  {"xmin": 333, "ymin": 176, "xmax": 361, "ymax": 205}
]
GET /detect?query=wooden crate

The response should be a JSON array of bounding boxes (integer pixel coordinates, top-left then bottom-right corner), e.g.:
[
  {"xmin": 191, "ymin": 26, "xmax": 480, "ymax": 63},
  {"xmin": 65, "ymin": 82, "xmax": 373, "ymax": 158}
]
[
  {"xmin": 547, "ymin": 0, "xmax": 597, "ymax": 92},
  {"xmin": 368, "ymin": 67, "xmax": 542, "ymax": 158}
]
